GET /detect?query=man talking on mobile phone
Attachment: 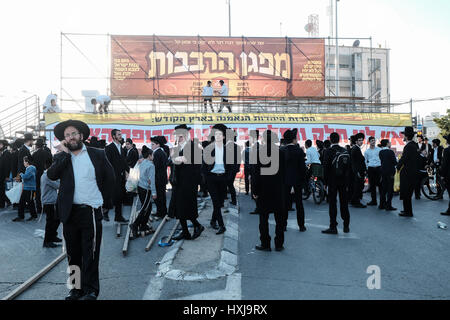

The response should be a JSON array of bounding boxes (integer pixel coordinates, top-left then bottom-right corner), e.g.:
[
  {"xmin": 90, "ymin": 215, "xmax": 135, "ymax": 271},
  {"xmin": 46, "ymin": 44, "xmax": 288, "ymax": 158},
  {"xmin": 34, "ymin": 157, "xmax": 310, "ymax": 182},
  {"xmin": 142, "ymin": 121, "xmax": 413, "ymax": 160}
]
[{"xmin": 47, "ymin": 119, "xmax": 115, "ymax": 300}]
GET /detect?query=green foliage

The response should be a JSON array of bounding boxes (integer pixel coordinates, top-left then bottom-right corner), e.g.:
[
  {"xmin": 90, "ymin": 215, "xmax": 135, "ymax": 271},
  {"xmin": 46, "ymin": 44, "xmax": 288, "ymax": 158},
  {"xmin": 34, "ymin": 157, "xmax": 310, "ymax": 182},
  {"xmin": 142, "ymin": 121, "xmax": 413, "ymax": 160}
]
[{"xmin": 434, "ymin": 109, "xmax": 450, "ymax": 137}]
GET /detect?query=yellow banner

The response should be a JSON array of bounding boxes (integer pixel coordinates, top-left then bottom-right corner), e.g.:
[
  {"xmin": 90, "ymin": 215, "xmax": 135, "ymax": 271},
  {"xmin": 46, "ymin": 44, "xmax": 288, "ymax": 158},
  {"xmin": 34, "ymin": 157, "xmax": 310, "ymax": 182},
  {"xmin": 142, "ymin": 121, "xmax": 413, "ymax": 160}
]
[{"xmin": 45, "ymin": 112, "xmax": 411, "ymax": 127}]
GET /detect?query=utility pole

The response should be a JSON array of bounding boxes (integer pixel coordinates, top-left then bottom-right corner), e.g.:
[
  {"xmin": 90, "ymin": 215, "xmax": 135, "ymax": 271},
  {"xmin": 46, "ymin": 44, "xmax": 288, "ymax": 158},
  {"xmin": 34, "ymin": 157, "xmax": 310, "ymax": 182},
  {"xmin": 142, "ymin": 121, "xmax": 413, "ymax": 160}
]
[
  {"xmin": 228, "ymin": 0, "xmax": 231, "ymax": 37},
  {"xmin": 335, "ymin": 0, "xmax": 340, "ymax": 97}
]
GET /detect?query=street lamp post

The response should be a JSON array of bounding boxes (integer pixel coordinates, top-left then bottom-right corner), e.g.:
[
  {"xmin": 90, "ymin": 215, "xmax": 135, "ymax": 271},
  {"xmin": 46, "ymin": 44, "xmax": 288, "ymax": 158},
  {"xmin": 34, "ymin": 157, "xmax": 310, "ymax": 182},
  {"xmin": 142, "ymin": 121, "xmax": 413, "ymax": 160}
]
[
  {"xmin": 228, "ymin": 0, "xmax": 231, "ymax": 37},
  {"xmin": 335, "ymin": 0, "xmax": 340, "ymax": 97}
]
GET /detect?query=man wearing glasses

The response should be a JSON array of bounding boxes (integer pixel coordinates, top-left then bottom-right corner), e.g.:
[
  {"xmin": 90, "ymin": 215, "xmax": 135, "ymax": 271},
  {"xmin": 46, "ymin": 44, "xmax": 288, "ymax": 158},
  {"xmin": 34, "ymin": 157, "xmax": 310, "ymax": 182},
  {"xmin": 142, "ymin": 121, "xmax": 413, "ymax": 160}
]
[{"xmin": 48, "ymin": 119, "xmax": 115, "ymax": 300}]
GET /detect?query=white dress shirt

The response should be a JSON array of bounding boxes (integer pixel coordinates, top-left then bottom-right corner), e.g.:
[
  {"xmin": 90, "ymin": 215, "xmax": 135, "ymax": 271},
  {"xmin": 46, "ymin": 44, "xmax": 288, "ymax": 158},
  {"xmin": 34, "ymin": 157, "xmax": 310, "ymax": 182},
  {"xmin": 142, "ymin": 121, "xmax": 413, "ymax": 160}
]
[
  {"xmin": 202, "ymin": 86, "xmax": 214, "ymax": 97},
  {"xmin": 211, "ymin": 144, "xmax": 225, "ymax": 174},
  {"xmin": 71, "ymin": 145, "xmax": 103, "ymax": 208},
  {"xmin": 306, "ymin": 147, "xmax": 321, "ymax": 165},
  {"xmin": 365, "ymin": 146, "xmax": 381, "ymax": 168},
  {"xmin": 434, "ymin": 148, "xmax": 438, "ymax": 163},
  {"xmin": 113, "ymin": 141, "xmax": 122, "ymax": 155}
]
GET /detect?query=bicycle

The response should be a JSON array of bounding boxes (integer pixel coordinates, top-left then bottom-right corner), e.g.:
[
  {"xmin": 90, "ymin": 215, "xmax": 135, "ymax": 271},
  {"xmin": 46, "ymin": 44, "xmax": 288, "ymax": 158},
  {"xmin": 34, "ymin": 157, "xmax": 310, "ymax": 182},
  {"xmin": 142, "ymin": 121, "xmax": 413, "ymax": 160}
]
[
  {"xmin": 302, "ymin": 164, "xmax": 325, "ymax": 205},
  {"xmin": 421, "ymin": 165, "xmax": 446, "ymax": 200}
]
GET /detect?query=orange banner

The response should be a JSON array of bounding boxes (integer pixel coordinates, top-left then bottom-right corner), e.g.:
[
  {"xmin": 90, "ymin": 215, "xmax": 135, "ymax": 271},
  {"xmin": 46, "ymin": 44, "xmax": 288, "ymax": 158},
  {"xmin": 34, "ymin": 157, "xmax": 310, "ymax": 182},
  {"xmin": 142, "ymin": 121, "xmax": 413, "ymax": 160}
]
[{"xmin": 111, "ymin": 35, "xmax": 325, "ymax": 97}]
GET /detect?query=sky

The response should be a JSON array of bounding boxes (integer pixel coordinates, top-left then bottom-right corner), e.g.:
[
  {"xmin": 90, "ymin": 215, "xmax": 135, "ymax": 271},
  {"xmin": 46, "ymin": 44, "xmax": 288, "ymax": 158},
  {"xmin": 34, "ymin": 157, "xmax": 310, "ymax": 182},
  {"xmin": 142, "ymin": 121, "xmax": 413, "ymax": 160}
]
[{"xmin": 0, "ymin": 0, "xmax": 449, "ymax": 117}]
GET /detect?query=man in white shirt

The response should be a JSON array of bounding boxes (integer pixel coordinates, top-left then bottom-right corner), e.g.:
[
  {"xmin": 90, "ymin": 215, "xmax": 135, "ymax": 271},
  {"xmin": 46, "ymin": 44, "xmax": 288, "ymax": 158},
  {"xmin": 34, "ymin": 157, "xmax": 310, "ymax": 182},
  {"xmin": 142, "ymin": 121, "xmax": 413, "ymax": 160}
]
[
  {"xmin": 202, "ymin": 81, "xmax": 214, "ymax": 113},
  {"xmin": 217, "ymin": 80, "xmax": 232, "ymax": 113},
  {"xmin": 48, "ymin": 119, "xmax": 115, "ymax": 300},
  {"xmin": 305, "ymin": 140, "xmax": 321, "ymax": 165},
  {"xmin": 364, "ymin": 136, "xmax": 382, "ymax": 207},
  {"xmin": 91, "ymin": 95, "xmax": 111, "ymax": 114}
]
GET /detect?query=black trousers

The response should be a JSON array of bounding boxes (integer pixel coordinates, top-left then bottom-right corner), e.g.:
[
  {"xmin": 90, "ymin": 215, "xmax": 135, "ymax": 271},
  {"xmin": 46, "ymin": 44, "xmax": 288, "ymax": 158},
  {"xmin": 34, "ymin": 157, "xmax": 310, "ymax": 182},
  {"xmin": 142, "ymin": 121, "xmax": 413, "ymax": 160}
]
[
  {"xmin": 18, "ymin": 190, "xmax": 36, "ymax": 218},
  {"xmin": 155, "ymin": 182, "xmax": 167, "ymax": 217},
  {"xmin": 402, "ymin": 185, "xmax": 415, "ymax": 215},
  {"xmin": 206, "ymin": 173, "xmax": 227, "ymax": 227},
  {"xmin": 380, "ymin": 175, "xmax": 394, "ymax": 208},
  {"xmin": 63, "ymin": 205, "xmax": 102, "ymax": 296},
  {"xmin": 199, "ymin": 174, "xmax": 208, "ymax": 196},
  {"xmin": 227, "ymin": 172, "xmax": 237, "ymax": 204},
  {"xmin": 259, "ymin": 210, "xmax": 284, "ymax": 249},
  {"xmin": 284, "ymin": 185, "xmax": 305, "ymax": 228},
  {"xmin": 0, "ymin": 178, "xmax": 7, "ymax": 207},
  {"xmin": 244, "ymin": 166, "xmax": 250, "ymax": 194},
  {"xmin": 35, "ymin": 173, "xmax": 43, "ymax": 213},
  {"xmin": 351, "ymin": 175, "xmax": 365, "ymax": 204},
  {"xmin": 203, "ymin": 98, "xmax": 214, "ymax": 112},
  {"xmin": 135, "ymin": 187, "xmax": 153, "ymax": 229},
  {"xmin": 414, "ymin": 171, "xmax": 428, "ymax": 198},
  {"xmin": 446, "ymin": 179, "xmax": 450, "ymax": 213},
  {"xmin": 368, "ymin": 166, "xmax": 382, "ymax": 203},
  {"xmin": 328, "ymin": 183, "xmax": 350, "ymax": 229},
  {"xmin": 180, "ymin": 218, "xmax": 201, "ymax": 235},
  {"xmin": 43, "ymin": 204, "xmax": 60, "ymax": 243}
]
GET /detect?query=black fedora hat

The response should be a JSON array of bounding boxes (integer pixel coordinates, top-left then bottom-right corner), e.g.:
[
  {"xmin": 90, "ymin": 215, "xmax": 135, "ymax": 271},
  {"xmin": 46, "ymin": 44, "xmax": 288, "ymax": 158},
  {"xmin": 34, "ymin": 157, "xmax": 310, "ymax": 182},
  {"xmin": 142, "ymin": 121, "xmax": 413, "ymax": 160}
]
[
  {"xmin": 174, "ymin": 124, "xmax": 192, "ymax": 131},
  {"xmin": 283, "ymin": 128, "xmax": 298, "ymax": 142},
  {"xmin": 400, "ymin": 126, "xmax": 416, "ymax": 136},
  {"xmin": 211, "ymin": 123, "xmax": 228, "ymax": 136},
  {"xmin": 443, "ymin": 135, "xmax": 450, "ymax": 142},
  {"xmin": 0, "ymin": 139, "xmax": 9, "ymax": 147},
  {"xmin": 54, "ymin": 119, "xmax": 90, "ymax": 141},
  {"xmin": 151, "ymin": 136, "xmax": 167, "ymax": 146},
  {"xmin": 23, "ymin": 133, "xmax": 34, "ymax": 142}
]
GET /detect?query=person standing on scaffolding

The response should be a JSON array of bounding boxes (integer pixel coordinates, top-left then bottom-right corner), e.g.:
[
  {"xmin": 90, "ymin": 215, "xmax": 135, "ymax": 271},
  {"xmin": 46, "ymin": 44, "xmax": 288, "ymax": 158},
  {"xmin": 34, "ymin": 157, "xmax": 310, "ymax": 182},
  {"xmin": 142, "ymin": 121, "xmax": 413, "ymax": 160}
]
[
  {"xmin": 91, "ymin": 95, "xmax": 111, "ymax": 114},
  {"xmin": 202, "ymin": 81, "xmax": 214, "ymax": 113},
  {"xmin": 217, "ymin": 80, "xmax": 232, "ymax": 113}
]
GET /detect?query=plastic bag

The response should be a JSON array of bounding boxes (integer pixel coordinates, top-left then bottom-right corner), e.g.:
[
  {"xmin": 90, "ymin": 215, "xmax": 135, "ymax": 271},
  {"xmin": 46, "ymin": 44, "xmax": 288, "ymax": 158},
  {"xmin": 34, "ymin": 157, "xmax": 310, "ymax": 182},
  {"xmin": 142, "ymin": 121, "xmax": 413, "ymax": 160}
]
[
  {"xmin": 125, "ymin": 163, "xmax": 140, "ymax": 193},
  {"xmin": 394, "ymin": 171, "xmax": 400, "ymax": 193},
  {"xmin": 6, "ymin": 182, "xmax": 23, "ymax": 204}
]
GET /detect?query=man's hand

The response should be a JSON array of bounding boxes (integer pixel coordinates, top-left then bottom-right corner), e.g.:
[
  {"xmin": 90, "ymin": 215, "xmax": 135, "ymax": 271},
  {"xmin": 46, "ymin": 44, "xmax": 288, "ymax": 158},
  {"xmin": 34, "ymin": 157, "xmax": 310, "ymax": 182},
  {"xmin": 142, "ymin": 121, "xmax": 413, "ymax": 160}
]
[{"xmin": 55, "ymin": 141, "xmax": 69, "ymax": 154}]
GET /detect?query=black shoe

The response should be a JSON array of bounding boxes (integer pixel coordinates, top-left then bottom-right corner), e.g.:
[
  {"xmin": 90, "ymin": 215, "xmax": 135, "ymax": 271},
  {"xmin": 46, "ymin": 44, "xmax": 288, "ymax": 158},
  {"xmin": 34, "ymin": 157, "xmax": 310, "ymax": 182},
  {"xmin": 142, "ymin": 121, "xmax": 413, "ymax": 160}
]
[
  {"xmin": 230, "ymin": 201, "xmax": 237, "ymax": 206},
  {"xmin": 12, "ymin": 217, "xmax": 24, "ymax": 222},
  {"xmin": 352, "ymin": 203, "xmax": 367, "ymax": 208},
  {"xmin": 299, "ymin": 226, "xmax": 307, "ymax": 232},
  {"xmin": 275, "ymin": 246, "xmax": 284, "ymax": 252},
  {"xmin": 115, "ymin": 216, "xmax": 129, "ymax": 223},
  {"xmin": 378, "ymin": 205, "xmax": 385, "ymax": 210},
  {"xmin": 415, "ymin": 196, "xmax": 421, "ymax": 200},
  {"xmin": 255, "ymin": 245, "xmax": 271, "ymax": 251},
  {"xmin": 249, "ymin": 211, "xmax": 258, "ymax": 215},
  {"xmin": 343, "ymin": 227, "xmax": 350, "ymax": 233},
  {"xmin": 322, "ymin": 228, "xmax": 338, "ymax": 234},
  {"xmin": 210, "ymin": 221, "xmax": 219, "ymax": 230},
  {"xmin": 288, "ymin": 208, "xmax": 295, "ymax": 212},
  {"xmin": 172, "ymin": 231, "xmax": 192, "ymax": 241},
  {"xmin": 385, "ymin": 206, "xmax": 397, "ymax": 211},
  {"xmin": 367, "ymin": 201, "xmax": 377, "ymax": 206},
  {"xmin": 51, "ymin": 237, "xmax": 62, "ymax": 243},
  {"xmin": 399, "ymin": 212, "xmax": 413, "ymax": 217},
  {"xmin": 43, "ymin": 242, "xmax": 58, "ymax": 248},
  {"xmin": 245, "ymin": 192, "xmax": 249, "ymax": 195},
  {"xmin": 441, "ymin": 212, "xmax": 450, "ymax": 216},
  {"xmin": 65, "ymin": 289, "xmax": 83, "ymax": 300},
  {"xmin": 102, "ymin": 214, "xmax": 110, "ymax": 222},
  {"xmin": 26, "ymin": 216, "xmax": 37, "ymax": 221},
  {"xmin": 283, "ymin": 226, "xmax": 287, "ymax": 231},
  {"xmin": 192, "ymin": 225, "xmax": 205, "ymax": 239},
  {"xmin": 79, "ymin": 292, "xmax": 97, "ymax": 300},
  {"xmin": 129, "ymin": 222, "xmax": 139, "ymax": 240},
  {"xmin": 216, "ymin": 226, "xmax": 226, "ymax": 235}
]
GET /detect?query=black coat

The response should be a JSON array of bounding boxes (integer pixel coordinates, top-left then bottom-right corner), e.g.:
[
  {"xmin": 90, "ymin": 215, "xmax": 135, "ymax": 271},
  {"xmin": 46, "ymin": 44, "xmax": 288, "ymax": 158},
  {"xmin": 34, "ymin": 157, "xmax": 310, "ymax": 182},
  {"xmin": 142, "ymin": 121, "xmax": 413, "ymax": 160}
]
[
  {"xmin": 253, "ymin": 145, "xmax": 286, "ymax": 213},
  {"xmin": 105, "ymin": 142, "xmax": 129, "ymax": 181},
  {"xmin": 397, "ymin": 141, "xmax": 419, "ymax": 199},
  {"xmin": 10, "ymin": 150, "xmax": 19, "ymax": 178},
  {"xmin": 47, "ymin": 147, "xmax": 115, "ymax": 224},
  {"xmin": 379, "ymin": 148, "xmax": 398, "ymax": 177},
  {"xmin": 153, "ymin": 148, "xmax": 168, "ymax": 186},
  {"xmin": 201, "ymin": 142, "xmax": 238, "ymax": 179},
  {"xmin": 351, "ymin": 145, "xmax": 366, "ymax": 176},
  {"xmin": 323, "ymin": 144, "xmax": 350, "ymax": 186},
  {"xmin": 440, "ymin": 146, "xmax": 450, "ymax": 181},
  {"xmin": 172, "ymin": 141, "xmax": 201, "ymax": 220},
  {"xmin": 280, "ymin": 144, "xmax": 306, "ymax": 187},
  {"xmin": 428, "ymin": 146, "xmax": 443, "ymax": 166},
  {"xmin": 0, "ymin": 149, "xmax": 12, "ymax": 179},
  {"xmin": 32, "ymin": 147, "xmax": 53, "ymax": 179},
  {"xmin": 126, "ymin": 147, "xmax": 139, "ymax": 168},
  {"xmin": 17, "ymin": 145, "xmax": 32, "ymax": 174}
]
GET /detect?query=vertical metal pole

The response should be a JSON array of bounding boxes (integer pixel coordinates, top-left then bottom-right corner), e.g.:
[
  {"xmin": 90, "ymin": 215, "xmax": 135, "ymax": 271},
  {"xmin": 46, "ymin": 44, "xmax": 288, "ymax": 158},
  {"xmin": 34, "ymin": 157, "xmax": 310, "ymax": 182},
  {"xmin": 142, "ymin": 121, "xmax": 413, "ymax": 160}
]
[
  {"xmin": 60, "ymin": 32, "xmax": 63, "ymax": 110},
  {"xmin": 370, "ymin": 36, "xmax": 373, "ymax": 103},
  {"xmin": 335, "ymin": 0, "xmax": 339, "ymax": 97},
  {"xmin": 228, "ymin": 0, "xmax": 231, "ymax": 37},
  {"xmin": 410, "ymin": 99, "xmax": 413, "ymax": 118}
]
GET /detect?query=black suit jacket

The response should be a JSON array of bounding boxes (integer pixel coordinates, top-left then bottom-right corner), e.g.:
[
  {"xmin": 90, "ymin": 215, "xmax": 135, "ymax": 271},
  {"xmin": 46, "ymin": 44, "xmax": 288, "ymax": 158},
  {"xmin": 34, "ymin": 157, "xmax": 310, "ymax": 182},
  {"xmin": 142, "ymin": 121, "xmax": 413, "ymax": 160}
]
[
  {"xmin": 397, "ymin": 141, "xmax": 419, "ymax": 195},
  {"xmin": 32, "ymin": 147, "xmax": 53, "ymax": 178},
  {"xmin": 440, "ymin": 146, "xmax": 450, "ymax": 180},
  {"xmin": 0, "ymin": 149, "xmax": 12, "ymax": 179},
  {"xmin": 428, "ymin": 146, "xmax": 443, "ymax": 166},
  {"xmin": 153, "ymin": 148, "xmax": 168, "ymax": 186},
  {"xmin": 105, "ymin": 143, "xmax": 129, "ymax": 183},
  {"xmin": 201, "ymin": 142, "xmax": 237, "ymax": 180},
  {"xmin": 126, "ymin": 147, "xmax": 139, "ymax": 168},
  {"xmin": 280, "ymin": 144, "xmax": 306, "ymax": 186},
  {"xmin": 17, "ymin": 145, "xmax": 32, "ymax": 174},
  {"xmin": 323, "ymin": 144, "xmax": 350, "ymax": 186},
  {"xmin": 351, "ymin": 145, "xmax": 366, "ymax": 176},
  {"xmin": 47, "ymin": 147, "xmax": 115, "ymax": 224},
  {"xmin": 379, "ymin": 148, "xmax": 398, "ymax": 177}
]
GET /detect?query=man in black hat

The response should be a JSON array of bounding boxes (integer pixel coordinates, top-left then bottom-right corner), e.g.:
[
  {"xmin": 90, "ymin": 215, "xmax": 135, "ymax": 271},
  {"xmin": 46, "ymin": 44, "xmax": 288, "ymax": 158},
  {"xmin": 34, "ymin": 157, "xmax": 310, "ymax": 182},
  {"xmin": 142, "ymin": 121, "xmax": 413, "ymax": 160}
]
[
  {"xmin": 0, "ymin": 140, "xmax": 12, "ymax": 208},
  {"xmin": 32, "ymin": 138, "xmax": 53, "ymax": 213},
  {"xmin": 125, "ymin": 138, "xmax": 139, "ymax": 168},
  {"xmin": 17, "ymin": 133, "xmax": 34, "ymax": 175},
  {"xmin": 47, "ymin": 119, "xmax": 115, "ymax": 300},
  {"xmin": 280, "ymin": 128, "xmax": 307, "ymax": 232},
  {"xmin": 350, "ymin": 133, "xmax": 367, "ymax": 208},
  {"xmin": 104, "ymin": 129, "xmax": 129, "ymax": 223},
  {"xmin": 429, "ymin": 138, "xmax": 443, "ymax": 168},
  {"xmin": 397, "ymin": 127, "xmax": 419, "ymax": 217},
  {"xmin": 151, "ymin": 135, "xmax": 169, "ymax": 219},
  {"xmin": 440, "ymin": 134, "xmax": 450, "ymax": 216},
  {"xmin": 379, "ymin": 139, "xmax": 398, "ymax": 211}
]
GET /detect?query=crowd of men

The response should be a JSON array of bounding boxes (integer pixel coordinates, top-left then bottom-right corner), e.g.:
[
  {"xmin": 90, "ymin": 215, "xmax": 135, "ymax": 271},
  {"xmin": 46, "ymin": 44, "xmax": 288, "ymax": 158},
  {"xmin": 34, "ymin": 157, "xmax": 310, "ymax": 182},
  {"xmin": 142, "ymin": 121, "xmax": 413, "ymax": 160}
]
[{"xmin": 1, "ymin": 120, "xmax": 450, "ymax": 300}]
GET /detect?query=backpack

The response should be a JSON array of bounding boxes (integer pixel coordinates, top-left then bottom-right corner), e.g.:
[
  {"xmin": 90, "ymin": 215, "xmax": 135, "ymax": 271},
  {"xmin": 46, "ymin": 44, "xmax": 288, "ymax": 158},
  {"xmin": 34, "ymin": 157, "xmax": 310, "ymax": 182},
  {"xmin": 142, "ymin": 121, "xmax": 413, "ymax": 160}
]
[{"xmin": 332, "ymin": 148, "xmax": 350, "ymax": 177}]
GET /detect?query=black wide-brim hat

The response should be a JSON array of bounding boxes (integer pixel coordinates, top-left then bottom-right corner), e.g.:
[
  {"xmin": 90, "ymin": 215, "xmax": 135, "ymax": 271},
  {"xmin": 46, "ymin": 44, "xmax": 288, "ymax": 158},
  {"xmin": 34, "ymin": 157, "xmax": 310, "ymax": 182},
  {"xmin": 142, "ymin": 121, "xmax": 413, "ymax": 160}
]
[
  {"xmin": 54, "ymin": 119, "xmax": 90, "ymax": 141},
  {"xmin": 283, "ymin": 128, "xmax": 298, "ymax": 141},
  {"xmin": 23, "ymin": 133, "xmax": 35, "ymax": 141},
  {"xmin": 0, "ymin": 139, "xmax": 9, "ymax": 147},
  {"xmin": 212, "ymin": 123, "xmax": 228, "ymax": 136},
  {"xmin": 174, "ymin": 124, "xmax": 192, "ymax": 131},
  {"xmin": 151, "ymin": 136, "xmax": 167, "ymax": 145},
  {"xmin": 400, "ymin": 126, "xmax": 416, "ymax": 136}
]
